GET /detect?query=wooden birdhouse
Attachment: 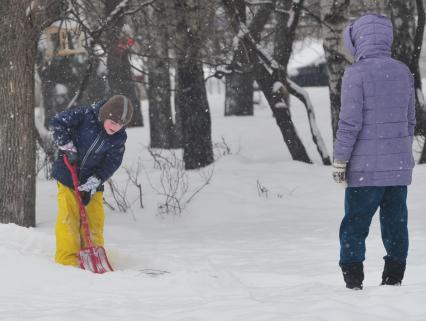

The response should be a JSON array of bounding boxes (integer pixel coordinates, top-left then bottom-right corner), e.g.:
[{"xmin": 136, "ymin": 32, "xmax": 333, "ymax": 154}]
[{"xmin": 45, "ymin": 25, "xmax": 87, "ymax": 57}]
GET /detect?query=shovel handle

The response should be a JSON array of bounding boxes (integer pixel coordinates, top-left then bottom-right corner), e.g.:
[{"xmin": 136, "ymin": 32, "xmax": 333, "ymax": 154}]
[{"xmin": 63, "ymin": 155, "xmax": 93, "ymax": 248}]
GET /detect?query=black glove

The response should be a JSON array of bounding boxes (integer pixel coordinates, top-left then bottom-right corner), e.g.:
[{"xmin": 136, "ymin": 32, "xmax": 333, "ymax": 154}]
[
  {"xmin": 59, "ymin": 142, "xmax": 78, "ymax": 165},
  {"xmin": 80, "ymin": 191, "xmax": 92, "ymax": 206},
  {"xmin": 64, "ymin": 150, "xmax": 78, "ymax": 165}
]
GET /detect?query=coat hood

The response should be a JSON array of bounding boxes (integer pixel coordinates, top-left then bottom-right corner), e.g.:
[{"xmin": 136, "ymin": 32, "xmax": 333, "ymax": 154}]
[{"xmin": 343, "ymin": 14, "xmax": 393, "ymax": 61}]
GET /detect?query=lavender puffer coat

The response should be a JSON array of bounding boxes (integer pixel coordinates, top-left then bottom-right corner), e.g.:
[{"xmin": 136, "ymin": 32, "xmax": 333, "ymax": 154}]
[{"xmin": 334, "ymin": 14, "xmax": 416, "ymax": 187}]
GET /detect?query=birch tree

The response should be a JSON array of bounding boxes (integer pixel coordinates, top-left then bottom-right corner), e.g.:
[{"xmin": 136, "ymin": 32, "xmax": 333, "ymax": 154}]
[
  {"xmin": 320, "ymin": 0, "xmax": 351, "ymax": 141},
  {"xmin": 388, "ymin": 0, "xmax": 426, "ymax": 162}
]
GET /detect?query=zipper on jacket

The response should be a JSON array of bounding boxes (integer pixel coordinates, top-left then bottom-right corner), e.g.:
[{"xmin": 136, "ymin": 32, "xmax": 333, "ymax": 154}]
[
  {"xmin": 94, "ymin": 140, "xmax": 106, "ymax": 154},
  {"xmin": 79, "ymin": 133, "xmax": 103, "ymax": 180}
]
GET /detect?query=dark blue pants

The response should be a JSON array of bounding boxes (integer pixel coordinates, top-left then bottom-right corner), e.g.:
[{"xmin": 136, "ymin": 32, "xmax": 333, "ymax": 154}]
[{"xmin": 339, "ymin": 186, "xmax": 408, "ymax": 265}]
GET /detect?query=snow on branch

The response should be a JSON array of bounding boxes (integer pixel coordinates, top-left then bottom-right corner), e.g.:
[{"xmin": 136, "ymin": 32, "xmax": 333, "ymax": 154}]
[
  {"xmin": 245, "ymin": 0, "xmax": 274, "ymax": 4},
  {"xmin": 245, "ymin": 0, "xmax": 274, "ymax": 6},
  {"xmin": 121, "ymin": 0, "xmax": 157, "ymax": 17},
  {"xmin": 92, "ymin": 0, "xmax": 155, "ymax": 33},
  {"xmin": 274, "ymin": 6, "xmax": 295, "ymax": 28},
  {"xmin": 205, "ymin": 65, "xmax": 234, "ymax": 81},
  {"xmin": 104, "ymin": 0, "xmax": 129, "ymax": 25},
  {"xmin": 224, "ymin": 2, "xmax": 329, "ymax": 164},
  {"xmin": 25, "ymin": 1, "xmax": 35, "ymax": 17},
  {"xmin": 236, "ymin": 22, "xmax": 279, "ymax": 73}
]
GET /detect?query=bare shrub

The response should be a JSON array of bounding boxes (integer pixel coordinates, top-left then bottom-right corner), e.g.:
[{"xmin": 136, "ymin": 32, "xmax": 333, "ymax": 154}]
[
  {"xmin": 145, "ymin": 148, "xmax": 214, "ymax": 216},
  {"xmin": 35, "ymin": 141, "xmax": 53, "ymax": 179},
  {"xmin": 106, "ymin": 158, "xmax": 144, "ymax": 215},
  {"xmin": 213, "ymin": 136, "xmax": 240, "ymax": 160}
]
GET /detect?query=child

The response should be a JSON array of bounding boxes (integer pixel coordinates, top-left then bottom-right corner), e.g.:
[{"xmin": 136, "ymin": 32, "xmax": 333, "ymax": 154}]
[
  {"xmin": 51, "ymin": 95, "xmax": 134, "ymax": 267},
  {"xmin": 333, "ymin": 14, "xmax": 415, "ymax": 289}
]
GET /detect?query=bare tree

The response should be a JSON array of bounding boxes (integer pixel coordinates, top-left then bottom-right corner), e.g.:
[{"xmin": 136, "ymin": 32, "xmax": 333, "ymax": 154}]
[
  {"xmin": 223, "ymin": 0, "xmax": 313, "ymax": 163},
  {"xmin": 174, "ymin": 0, "xmax": 214, "ymax": 170},
  {"xmin": 105, "ymin": 0, "xmax": 144, "ymax": 127},
  {"xmin": 224, "ymin": 1, "xmax": 279, "ymax": 117},
  {"xmin": 224, "ymin": 0, "xmax": 254, "ymax": 116},
  {"xmin": 274, "ymin": 0, "xmax": 298, "ymax": 105},
  {"xmin": 143, "ymin": 0, "xmax": 179, "ymax": 148}
]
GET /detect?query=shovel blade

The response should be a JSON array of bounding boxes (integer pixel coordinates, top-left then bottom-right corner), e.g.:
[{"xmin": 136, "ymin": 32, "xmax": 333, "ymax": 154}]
[{"xmin": 78, "ymin": 246, "xmax": 113, "ymax": 273}]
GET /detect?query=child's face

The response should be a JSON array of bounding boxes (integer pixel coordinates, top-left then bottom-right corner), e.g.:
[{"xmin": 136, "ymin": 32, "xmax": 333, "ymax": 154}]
[{"xmin": 104, "ymin": 119, "xmax": 124, "ymax": 135}]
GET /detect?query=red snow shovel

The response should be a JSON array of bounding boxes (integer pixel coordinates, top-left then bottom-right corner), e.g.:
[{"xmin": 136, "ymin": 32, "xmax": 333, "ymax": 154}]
[{"xmin": 64, "ymin": 155, "xmax": 113, "ymax": 273}]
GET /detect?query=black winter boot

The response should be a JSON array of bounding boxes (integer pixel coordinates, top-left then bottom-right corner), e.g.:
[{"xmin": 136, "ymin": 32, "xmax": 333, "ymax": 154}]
[
  {"xmin": 340, "ymin": 262, "xmax": 364, "ymax": 290},
  {"xmin": 381, "ymin": 259, "xmax": 406, "ymax": 286}
]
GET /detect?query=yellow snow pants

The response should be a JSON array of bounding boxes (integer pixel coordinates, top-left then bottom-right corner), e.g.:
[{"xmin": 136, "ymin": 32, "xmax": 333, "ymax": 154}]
[{"xmin": 55, "ymin": 182, "xmax": 105, "ymax": 266}]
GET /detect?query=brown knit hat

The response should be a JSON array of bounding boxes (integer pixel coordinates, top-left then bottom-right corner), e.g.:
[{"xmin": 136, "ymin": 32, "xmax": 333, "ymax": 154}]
[{"xmin": 99, "ymin": 95, "xmax": 134, "ymax": 126}]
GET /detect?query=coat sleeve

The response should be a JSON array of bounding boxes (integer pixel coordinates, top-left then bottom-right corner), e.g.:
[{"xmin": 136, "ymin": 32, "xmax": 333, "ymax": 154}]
[
  {"xmin": 50, "ymin": 106, "xmax": 88, "ymax": 146},
  {"xmin": 407, "ymin": 72, "xmax": 416, "ymax": 137},
  {"xmin": 95, "ymin": 134, "xmax": 127, "ymax": 183},
  {"xmin": 334, "ymin": 68, "xmax": 364, "ymax": 162}
]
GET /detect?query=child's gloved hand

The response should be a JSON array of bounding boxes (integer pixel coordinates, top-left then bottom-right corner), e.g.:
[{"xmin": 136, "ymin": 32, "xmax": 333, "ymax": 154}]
[
  {"xmin": 78, "ymin": 176, "xmax": 101, "ymax": 196},
  {"xmin": 59, "ymin": 141, "xmax": 78, "ymax": 165},
  {"xmin": 332, "ymin": 160, "xmax": 347, "ymax": 183},
  {"xmin": 79, "ymin": 191, "xmax": 92, "ymax": 206},
  {"xmin": 78, "ymin": 176, "xmax": 101, "ymax": 206}
]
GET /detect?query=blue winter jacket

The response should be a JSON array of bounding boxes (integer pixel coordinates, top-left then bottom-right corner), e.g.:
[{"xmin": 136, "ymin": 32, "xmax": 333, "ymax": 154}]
[{"xmin": 51, "ymin": 101, "xmax": 127, "ymax": 190}]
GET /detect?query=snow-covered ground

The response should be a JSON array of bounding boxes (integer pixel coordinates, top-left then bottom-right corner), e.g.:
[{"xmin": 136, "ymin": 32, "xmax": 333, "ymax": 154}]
[{"xmin": 1, "ymin": 85, "xmax": 426, "ymax": 321}]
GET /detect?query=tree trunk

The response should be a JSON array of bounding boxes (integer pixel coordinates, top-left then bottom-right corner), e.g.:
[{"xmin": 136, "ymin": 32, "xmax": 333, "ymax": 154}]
[
  {"xmin": 225, "ymin": 0, "xmax": 253, "ymax": 116},
  {"xmin": 83, "ymin": 57, "xmax": 109, "ymax": 106},
  {"xmin": 389, "ymin": 0, "xmax": 426, "ymax": 161},
  {"xmin": 320, "ymin": 0, "xmax": 351, "ymax": 141},
  {"xmin": 389, "ymin": 0, "xmax": 416, "ymax": 67},
  {"xmin": 173, "ymin": 69, "xmax": 184, "ymax": 148},
  {"xmin": 146, "ymin": 1, "xmax": 178, "ymax": 148},
  {"xmin": 224, "ymin": 1, "xmax": 276, "ymax": 116},
  {"xmin": 274, "ymin": 0, "xmax": 293, "ymax": 98},
  {"xmin": 37, "ymin": 53, "xmax": 83, "ymax": 128},
  {"xmin": 287, "ymin": 79, "xmax": 331, "ymax": 165},
  {"xmin": 0, "ymin": 1, "xmax": 37, "ymax": 227},
  {"xmin": 254, "ymin": 64, "xmax": 312, "ymax": 163},
  {"xmin": 224, "ymin": 73, "xmax": 254, "ymax": 116},
  {"xmin": 105, "ymin": 0, "xmax": 144, "ymax": 127},
  {"xmin": 175, "ymin": 0, "xmax": 214, "ymax": 170},
  {"xmin": 274, "ymin": 0, "xmax": 304, "ymax": 106}
]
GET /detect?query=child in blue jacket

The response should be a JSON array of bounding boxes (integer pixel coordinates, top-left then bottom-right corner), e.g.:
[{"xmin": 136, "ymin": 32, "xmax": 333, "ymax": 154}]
[{"xmin": 51, "ymin": 95, "xmax": 134, "ymax": 266}]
